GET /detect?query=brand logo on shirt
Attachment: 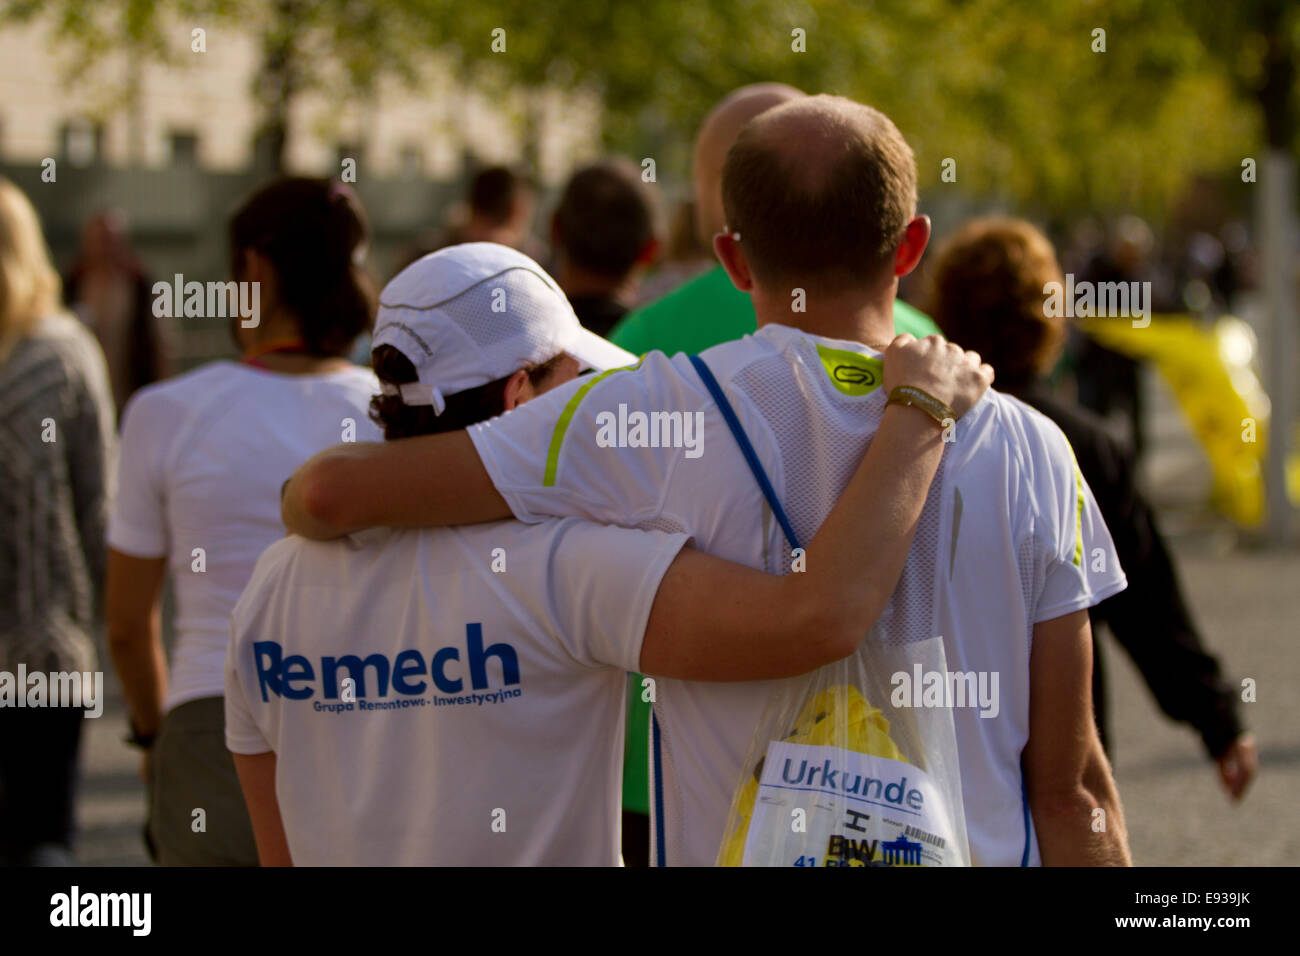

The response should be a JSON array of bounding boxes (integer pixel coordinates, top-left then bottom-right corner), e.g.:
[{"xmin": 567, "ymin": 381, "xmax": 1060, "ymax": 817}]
[
  {"xmin": 253, "ymin": 623, "xmax": 520, "ymax": 702},
  {"xmin": 833, "ymin": 365, "xmax": 877, "ymax": 386},
  {"xmin": 816, "ymin": 345, "xmax": 883, "ymax": 397}
]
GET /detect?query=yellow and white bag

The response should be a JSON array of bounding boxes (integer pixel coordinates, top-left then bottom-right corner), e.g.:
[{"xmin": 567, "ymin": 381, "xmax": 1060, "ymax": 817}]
[{"xmin": 717, "ymin": 633, "xmax": 970, "ymax": 867}]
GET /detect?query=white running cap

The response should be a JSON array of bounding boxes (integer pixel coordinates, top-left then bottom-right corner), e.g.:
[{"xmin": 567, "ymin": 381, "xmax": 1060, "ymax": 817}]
[{"xmin": 372, "ymin": 242, "xmax": 636, "ymax": 412}]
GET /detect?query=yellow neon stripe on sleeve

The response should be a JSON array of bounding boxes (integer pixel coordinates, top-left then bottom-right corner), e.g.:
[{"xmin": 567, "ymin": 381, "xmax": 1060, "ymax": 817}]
[
  {"xmin": 543, "ymin": 361, "xmax": 640, "ymax": 487},
  {"xmin": 1068, "ymin": 446, "xmax": 1084, "ymax": 568}
]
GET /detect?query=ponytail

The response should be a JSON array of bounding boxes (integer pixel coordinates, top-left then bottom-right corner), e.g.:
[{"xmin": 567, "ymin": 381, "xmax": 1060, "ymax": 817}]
[{"xmin": 229, "ymin": 178, "xmax": 376, "ymax": 356}]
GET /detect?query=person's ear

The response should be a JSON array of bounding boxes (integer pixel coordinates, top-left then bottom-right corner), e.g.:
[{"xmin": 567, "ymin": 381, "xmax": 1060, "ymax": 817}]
[
  {"xmin": 893, "ymin": 215, "xmax": 931, "ymax": 278},
  {"xmin": 714, "ymin": 229, "xmax": 754, "ymax": 292},
  {"xmin": 501, "ymin": 368, "xmax": 535, "ymax": 411}
]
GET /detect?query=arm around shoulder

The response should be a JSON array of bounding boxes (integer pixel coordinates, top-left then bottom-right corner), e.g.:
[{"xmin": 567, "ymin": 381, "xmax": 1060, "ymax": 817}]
[{"xmin": 282, "ymin": 430, "xmax": 510, "ymax": 538}]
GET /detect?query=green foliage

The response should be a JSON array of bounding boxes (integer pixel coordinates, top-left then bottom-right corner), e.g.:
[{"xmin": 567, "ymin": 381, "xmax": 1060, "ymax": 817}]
[
  {"xmin": 3, "ymin": 0, "xmax": 1290, "ymax": 211},
  {"xmin": 434, "ymin": 0, "xmax": 1282, "ymax": 213}
]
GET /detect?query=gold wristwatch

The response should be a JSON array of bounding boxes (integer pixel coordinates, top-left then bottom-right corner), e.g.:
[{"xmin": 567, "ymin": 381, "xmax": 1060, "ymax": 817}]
[{"xmin": 886, "ymin": 385, "xmax": 954, "ymax": 428}]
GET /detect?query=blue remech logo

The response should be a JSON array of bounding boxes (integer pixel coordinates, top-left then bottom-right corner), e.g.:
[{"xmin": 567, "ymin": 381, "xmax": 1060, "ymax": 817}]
[{"xmin": 253, "ymin": 623, "xmax": 519, "ymax": 702}]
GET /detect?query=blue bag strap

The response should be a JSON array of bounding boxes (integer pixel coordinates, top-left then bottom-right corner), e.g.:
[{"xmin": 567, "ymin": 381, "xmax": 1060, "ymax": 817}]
[{"xmin": 688, "ymin": 353, "xmax": 802, "ymax": 553}]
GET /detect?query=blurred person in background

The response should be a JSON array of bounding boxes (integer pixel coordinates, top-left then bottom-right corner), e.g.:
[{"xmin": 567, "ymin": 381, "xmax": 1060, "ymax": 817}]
[
  {"xmin": 0, "ymin": 178, "xmax": 116, "ymax": 866},
  {"xmin": 927, "ymin": 216, "xmax": 1257, "ymax": 801},
  {"xmin": 450, "ymin": 165, "xmax": 537, "ymax": 251},
  {"xmin": 64, "ymin": 210, "xmax": 172, "ymax": 418},
  {"xmin": 633, "ymin": 199, "xmax": 714, "ymax": 306},
  {"xmin": 1071, "ymin": 215, "xmax": 1177, "ymax": 458},
  {"xmin": 394, "ymin": 165, "xmax": 542, "ymax": 275},
  {"xmin": 1213, "ymin": 221, "xmax": 1256, "ymax": 311},
  {"xmin": 105, "ymin": 178, "xmax": 383, "ymax": 865},
  {"xmin": 608, "ymin": 82, "xmax": 941, "ymax": 357},
  {"xmin": 550, "ymin": 158, "xmax": 662, "ymax": 337}
]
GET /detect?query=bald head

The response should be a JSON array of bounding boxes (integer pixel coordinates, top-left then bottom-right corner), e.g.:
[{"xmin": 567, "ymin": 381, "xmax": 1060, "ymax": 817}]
[
  {"xmin": 721, "ymin": 94, "xmax": 918, "ymax": 293},
  {"xmin": 693, "ymin": 83, "xmax": 804, "ymax": 247}
]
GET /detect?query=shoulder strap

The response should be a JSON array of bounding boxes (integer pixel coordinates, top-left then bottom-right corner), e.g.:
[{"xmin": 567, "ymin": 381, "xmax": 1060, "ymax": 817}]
[{"xmin": 688, "ymin": 353, "xmax": 802, "ymax": 552}]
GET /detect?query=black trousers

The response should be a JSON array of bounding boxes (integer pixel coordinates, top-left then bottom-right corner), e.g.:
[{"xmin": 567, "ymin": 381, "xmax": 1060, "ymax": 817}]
[{"xmin": 0, "ymin": 704, "xmax": 84, "ymax": 865}]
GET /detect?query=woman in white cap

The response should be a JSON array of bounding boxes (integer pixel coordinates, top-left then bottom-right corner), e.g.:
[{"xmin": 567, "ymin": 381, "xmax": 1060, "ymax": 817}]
[
  {"xmin": 105, "ymin": 178, "xmax": 382, "ymax": 865},
  {"xmin": 224, "ymin": 241, "xmax": 991, "ymax": 865}
]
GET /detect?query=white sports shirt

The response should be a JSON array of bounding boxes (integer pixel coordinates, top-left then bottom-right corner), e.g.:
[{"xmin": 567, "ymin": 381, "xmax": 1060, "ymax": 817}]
[
  {"xmin": 468, "ymin": 322, "xmax": 1128, "ymax": 867},
  {"xmin": 225, "ymin": 518, "xmax": 688, "ymax": 866},
  {"xmin": 109, "ymin": 361, "xmax": 382, "ymax": 712}
]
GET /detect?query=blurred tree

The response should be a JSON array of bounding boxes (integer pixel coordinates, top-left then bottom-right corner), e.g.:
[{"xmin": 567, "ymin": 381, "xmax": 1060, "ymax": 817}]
[
  {"xmin": 431, "ymin": 0, "xmax": 1268, "ymax": 215},
  {"xmin": 4, "ymin": 0, "xmax": 1289, "ymax": 214}
]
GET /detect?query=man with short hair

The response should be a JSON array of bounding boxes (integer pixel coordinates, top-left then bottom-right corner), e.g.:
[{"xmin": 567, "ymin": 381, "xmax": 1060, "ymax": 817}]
[
  {"xmin": 396, "ymin": 166, "xmax": 542, "ymax": 275},
  {"xmin": 607, "ymin": 83, "xmax": 940, "ymax": 356},
  {"xmin": 230, "ymin": 242, "xmax": 991, "ymax": 865},
  {"xmin": 444, "ymin": 165, "xmax": 538, "ymax": 253},
  {"xmin": 550, "ymin": 158, "xmax": 662, "ymax": 337},
  {"xmin": 284, "ymin": 96, "xmax": 1131, "ymax": 866},
  {"xmin": 612, "ymin": 86, "xmax": 896, "ymax": 859}
]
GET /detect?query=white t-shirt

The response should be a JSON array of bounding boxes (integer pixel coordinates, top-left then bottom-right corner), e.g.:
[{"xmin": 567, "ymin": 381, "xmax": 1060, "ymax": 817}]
[
  {"xmin": 225, "ymin": 518, "xmax": 689, "ymax": 866},
  {"xmin": 108, "ymin": 361, "xmax": 381, "ymax": 712},
  {"xmin": 468, "ymin": 323, "xmax": 1127, "ymax": 867}
]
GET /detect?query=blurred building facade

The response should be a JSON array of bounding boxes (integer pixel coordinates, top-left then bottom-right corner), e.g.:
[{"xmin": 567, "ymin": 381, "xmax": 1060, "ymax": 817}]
[{"xmin": 0, "ymin": 14, "xmax": 601, "ymax": 367}]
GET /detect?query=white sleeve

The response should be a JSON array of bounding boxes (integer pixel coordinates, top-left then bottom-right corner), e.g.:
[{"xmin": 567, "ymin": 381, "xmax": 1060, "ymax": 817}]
[
  {"xmin": 225, "ymin": 618, "xmax": 272, "ymax": 755},
  {"xmin": 106, "ymin": 389, "xmax": 171, "ymax": 558},
  {"xmin": 1035, "ymin": 436, "xmax": 1128, "ymax": 622},
  {"xmin": 468, "ymin": 352, "xmax": 698, "ymax": 526},
  {"xmin": 538, "ymin": 520, "xmax": 691, "ymax": 671}
]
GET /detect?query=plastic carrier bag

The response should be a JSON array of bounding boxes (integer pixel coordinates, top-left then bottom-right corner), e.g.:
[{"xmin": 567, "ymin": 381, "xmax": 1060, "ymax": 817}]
[
  {"xmin": 716, "ymin": 631, "xmax": 971, "ymax": 867},
  {"xmin": 687, "ymin": 354, "xmax": 971, "ymax": 868}
]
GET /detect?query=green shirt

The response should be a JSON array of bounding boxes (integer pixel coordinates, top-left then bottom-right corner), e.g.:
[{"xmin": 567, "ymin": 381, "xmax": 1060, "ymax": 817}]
[
  {"xmin": 611, "ymin": 264, "xmax": 939, "ymax": 355},
  {"xmin": 614, "ymin": 266, "xmax": 939, "ymax": 818}
]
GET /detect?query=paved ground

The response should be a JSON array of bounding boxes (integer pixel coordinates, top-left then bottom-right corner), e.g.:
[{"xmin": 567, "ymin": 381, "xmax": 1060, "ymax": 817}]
[
  {"xmin": 74, "ymin": 677, "xmax": 151, "ymax": 866},
  {"xmin": 1109, "ymin": 370, "xmax": 1300, "ymax": 866},
  {"xmin": 1107, "ymin": 544, "xmax": 1299, "ymax": 866},
  {"xmin": 68, "ymin": 370, "xmax": 1299, "ymax": 866}
]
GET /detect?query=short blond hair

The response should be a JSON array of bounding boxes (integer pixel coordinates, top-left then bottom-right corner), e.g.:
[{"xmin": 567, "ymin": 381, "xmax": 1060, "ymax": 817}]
[{"xmin": 0, "ymin": 178, "xmax": 61, "ymax": 362}]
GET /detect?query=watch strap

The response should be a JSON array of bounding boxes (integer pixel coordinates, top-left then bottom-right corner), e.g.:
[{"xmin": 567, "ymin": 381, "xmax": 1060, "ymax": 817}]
[{"xmin": 886, "ymin": 385, "xmax": 955, "ymax": 427}]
